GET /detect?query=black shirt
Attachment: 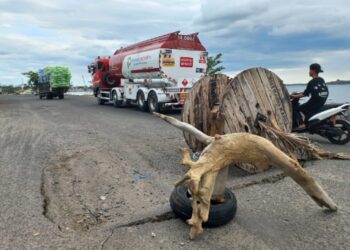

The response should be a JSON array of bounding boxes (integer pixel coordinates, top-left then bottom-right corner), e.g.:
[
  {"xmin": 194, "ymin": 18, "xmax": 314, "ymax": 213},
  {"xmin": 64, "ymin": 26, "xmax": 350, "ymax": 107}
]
[{"xmin": 303, "ymin": 77, "xmax": 329, "ymax": 108}]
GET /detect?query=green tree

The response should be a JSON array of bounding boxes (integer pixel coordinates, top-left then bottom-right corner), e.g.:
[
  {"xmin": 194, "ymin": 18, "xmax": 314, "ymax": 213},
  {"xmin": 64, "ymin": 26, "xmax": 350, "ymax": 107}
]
[
  {"xmin": 2, "ymin": 85, "xmax": 21, "ymax": 94},
  {"xmin": 22, "ymin": 71, "xmax": 39, "ymax": 88},
  {"xmin": 207, "ymin": 53, "xmax": 225, "ymax": 75}
]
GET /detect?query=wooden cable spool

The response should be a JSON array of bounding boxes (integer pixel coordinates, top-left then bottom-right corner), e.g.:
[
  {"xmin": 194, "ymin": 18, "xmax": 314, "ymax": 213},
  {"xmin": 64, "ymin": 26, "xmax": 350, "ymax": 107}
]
[
  {"xmin": 182, "ymin": 74, "xmax": 231, "ymax": 152},
  {"xmin": 220, "ymin": 67, "xmax": 291, "ymax": 133},
  {"xmin": 181, "ymin": 67, "xmax": 292, "ymax": 173}
]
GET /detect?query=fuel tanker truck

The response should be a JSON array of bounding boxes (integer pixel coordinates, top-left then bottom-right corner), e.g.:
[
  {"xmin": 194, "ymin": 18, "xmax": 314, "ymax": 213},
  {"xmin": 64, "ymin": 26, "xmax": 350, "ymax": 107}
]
[{"xmin": 88, "ymin": 31, "xmax": 207, "ymax": 112}]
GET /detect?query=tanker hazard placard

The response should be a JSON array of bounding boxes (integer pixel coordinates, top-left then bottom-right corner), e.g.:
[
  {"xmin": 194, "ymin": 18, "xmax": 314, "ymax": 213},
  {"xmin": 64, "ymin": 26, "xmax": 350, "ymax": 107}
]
[
  {"xmin": 162, "ymin": 54, "xmax": 175, "ymax": 67},
  {"xmin": 180, "ymin": 57, "xmax": 193, "ymax": 68}
]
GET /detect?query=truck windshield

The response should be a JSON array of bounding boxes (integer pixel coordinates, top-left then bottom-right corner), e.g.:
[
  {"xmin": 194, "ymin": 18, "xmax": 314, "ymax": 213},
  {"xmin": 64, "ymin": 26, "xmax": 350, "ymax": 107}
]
[{"xmin": 96, "ymin": 61, "xmax": 103, "ymax": 70}]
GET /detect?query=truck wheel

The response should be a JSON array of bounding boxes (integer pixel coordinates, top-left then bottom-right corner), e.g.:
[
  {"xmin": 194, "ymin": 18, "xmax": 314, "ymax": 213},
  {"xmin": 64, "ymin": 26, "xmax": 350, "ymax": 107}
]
[
  {"xmin": 97, "ymin": 90, "xmax": 105, "ymax": 105},
  {"xmin": 39, "ymin": 95, "xmax": 43, "ymax": 100},
  {"xmin": 112, "ymin": 91, "xmax": 123, "ymax": 108},
  {"xmin": 148, "ymin": 91, "xmax": 161, "ymax": 113},
  {"xmin": 59, "ymin": 93, "xmax": 64, "ymax": 99},
  {"xmin": 170, "ymin": 184, "xmax": 237, "ymax": 227},
  {"xmin": 137, "ymin": 91, "xmax": 148, "ymax": 112},
  {"xmin": 103, "ymin": 73, "xmax": 116, "ymax": 87},
  {"xmin": 97, "ymin": 97, "xmax": 105, "ymax": 105},
  {"xmin": 93, "ymin": 87, "xmax": 99, "ymax": 97}
]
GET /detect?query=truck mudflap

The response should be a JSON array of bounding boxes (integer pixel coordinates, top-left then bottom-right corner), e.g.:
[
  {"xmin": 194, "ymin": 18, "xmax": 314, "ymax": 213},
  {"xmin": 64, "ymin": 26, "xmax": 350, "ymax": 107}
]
[
  {"xmin": 163, "ymin": 102, "xmax": 184, "ymax": 108},
  {"xmin": 162, "ymin": 91, "xmax": 189, "ymax": 109},
  {"xmin": 164, "ymin": 88, "xmax": 190, "ymax": 104},
  {"xmin": 178, "ymin": 91, "xmax": 188, "ymax": 105}
]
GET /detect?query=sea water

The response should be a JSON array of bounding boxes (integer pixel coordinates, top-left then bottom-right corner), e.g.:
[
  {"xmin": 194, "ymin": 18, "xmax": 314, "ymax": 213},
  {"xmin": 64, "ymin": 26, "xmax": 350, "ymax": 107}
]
[{"xmin": 286, "ymin": 84, "xmax": 350, "ymax": 104}]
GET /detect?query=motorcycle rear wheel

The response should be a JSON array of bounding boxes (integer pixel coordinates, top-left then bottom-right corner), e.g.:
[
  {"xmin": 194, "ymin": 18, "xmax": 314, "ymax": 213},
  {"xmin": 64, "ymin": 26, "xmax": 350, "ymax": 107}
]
[{"xmin": 327, "ymin": 120, "xmax": 350, "ymax": 145}]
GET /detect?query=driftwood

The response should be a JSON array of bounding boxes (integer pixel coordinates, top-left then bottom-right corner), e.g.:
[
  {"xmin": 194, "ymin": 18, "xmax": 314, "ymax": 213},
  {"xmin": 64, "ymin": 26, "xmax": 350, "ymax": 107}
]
[
  {"xmin": 181, "ymin": 74, "xmax": 230, "ymax": 200},
  {"xmin": 154, "ymin": 112, "xmax": 338, "ymax": 240}
]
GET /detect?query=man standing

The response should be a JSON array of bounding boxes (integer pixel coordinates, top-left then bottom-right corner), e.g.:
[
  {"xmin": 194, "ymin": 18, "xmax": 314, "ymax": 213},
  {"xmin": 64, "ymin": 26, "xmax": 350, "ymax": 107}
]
[{"xmin": 290, "ymin": 63, "xmax": 329, "ymax": 129}]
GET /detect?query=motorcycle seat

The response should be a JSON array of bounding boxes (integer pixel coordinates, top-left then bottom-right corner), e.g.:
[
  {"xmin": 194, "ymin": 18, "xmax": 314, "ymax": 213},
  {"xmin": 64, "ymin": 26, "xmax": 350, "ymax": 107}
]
[{"xmin": 318, "ymin": 103, "xmax": 341, "ymax": 112}]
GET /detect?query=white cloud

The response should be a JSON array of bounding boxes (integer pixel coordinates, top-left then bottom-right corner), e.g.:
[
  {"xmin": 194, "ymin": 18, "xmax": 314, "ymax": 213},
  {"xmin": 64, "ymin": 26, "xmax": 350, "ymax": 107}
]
[
  {"xmin": 0, "ymin": 0, "xmax": 202, "ymax": 85},
  {"xmin": 222, "ymin": 49, "xmax": 350, "ymax": 83},
  {"xmin": 272, "ymin": 49, "xmax": 350, "ymax": 83},
  {"xmin": 0, "ymin": 0, "xmax": 349, "ymax": 85},
  {"xmin": 196, "ymin": 0, "xmax": 350, "ymax": 37}
]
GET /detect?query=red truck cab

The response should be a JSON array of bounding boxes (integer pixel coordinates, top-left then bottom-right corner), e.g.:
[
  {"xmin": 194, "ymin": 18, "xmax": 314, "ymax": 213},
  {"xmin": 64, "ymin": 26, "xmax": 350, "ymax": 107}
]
[{"xmin": 88, "ymin": 57, "xmax": 120, "ymax": 97}]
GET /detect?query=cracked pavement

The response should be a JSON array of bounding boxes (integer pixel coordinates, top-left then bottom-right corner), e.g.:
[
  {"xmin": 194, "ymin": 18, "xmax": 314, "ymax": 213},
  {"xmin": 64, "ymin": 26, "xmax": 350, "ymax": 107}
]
[{"xmin": 1, "ymin": 95, "xmax": 349, "ymax": 250}]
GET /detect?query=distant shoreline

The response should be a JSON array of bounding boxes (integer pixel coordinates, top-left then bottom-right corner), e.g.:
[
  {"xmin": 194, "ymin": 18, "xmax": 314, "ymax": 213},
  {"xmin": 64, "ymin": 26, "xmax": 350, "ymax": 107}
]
[{"xmin": 286, "ymin": 80, "xmax": 350, "ymax": 86}]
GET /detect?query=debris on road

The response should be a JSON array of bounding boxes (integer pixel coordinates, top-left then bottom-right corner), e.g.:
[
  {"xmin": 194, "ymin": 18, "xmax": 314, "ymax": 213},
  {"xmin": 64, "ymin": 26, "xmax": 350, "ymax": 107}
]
[{"xmin": 155, "ymin": 112, "xmax": 338, "ymax": 239}]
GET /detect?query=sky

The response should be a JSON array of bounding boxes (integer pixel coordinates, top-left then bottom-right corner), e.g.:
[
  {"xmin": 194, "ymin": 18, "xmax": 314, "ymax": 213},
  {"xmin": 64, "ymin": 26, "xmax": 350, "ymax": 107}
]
[{"xmin": 0, "ymin": 0, "xmax": 349, "ymax": 85}]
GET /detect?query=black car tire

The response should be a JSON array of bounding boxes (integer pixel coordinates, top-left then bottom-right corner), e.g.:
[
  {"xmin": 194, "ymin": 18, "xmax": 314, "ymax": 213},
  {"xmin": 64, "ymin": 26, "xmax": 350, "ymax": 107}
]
[{"xmin": 170, "ymin": 184, "xmax": 237, "ymax": 227}]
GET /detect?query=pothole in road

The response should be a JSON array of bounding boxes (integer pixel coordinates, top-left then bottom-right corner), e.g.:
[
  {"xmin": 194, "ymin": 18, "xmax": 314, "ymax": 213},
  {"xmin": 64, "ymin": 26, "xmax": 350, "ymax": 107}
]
[{"xmin": 41, "ymin": 150, "xmax": 130, "ymax": 232}]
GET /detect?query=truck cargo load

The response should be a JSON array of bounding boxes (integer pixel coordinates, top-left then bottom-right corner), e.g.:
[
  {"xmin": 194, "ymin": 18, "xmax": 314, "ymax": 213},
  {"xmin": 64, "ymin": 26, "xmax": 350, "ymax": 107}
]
[
  {"xmin": 38, "ymin": 66, "xmax": 71, "ymax": 99},
  {"xmin": 109, "ymin": 31, "xmax": 207, "ymax": 86}
]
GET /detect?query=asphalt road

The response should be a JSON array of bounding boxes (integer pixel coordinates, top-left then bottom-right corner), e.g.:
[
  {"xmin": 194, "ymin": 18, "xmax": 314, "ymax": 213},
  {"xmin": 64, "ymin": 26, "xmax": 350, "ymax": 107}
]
[{"xmin": 0, "ymin": 94, "xmax": 349, "ymax": 250}]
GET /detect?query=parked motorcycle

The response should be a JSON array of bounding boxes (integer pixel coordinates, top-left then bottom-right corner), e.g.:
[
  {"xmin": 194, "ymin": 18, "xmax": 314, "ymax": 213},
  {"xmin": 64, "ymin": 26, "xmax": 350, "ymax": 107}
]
[{"xmin": 291, "ymin": 96, "xmax": 350, "ymax": 145}]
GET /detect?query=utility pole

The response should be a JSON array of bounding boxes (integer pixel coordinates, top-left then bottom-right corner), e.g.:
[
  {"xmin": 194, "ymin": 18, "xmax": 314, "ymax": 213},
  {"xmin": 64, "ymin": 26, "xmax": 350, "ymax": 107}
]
[{"xmin": 82, "ymin": 75, "xmax": 86, "ymax": 85}]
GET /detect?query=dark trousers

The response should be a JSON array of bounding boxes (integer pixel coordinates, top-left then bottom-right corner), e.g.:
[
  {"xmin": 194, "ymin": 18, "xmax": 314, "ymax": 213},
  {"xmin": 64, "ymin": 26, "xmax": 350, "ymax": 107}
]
[
  {"xmin": 299, "ymin": 103, "xmax": 315, "ymax": 120},
  {"xmin": 298, "ymin": 100, "xmax": 326, "ymax": 125},
  {"xmin": 293, "ymin": 103, "xmax": 315, "ymax": 127}
]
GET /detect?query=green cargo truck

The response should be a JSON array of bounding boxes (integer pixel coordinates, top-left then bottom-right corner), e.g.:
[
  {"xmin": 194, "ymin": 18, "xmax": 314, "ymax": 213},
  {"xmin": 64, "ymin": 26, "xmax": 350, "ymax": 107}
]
[{"xmin": 38, "ymin": 66, "xmax": 71, "ymax": 99}]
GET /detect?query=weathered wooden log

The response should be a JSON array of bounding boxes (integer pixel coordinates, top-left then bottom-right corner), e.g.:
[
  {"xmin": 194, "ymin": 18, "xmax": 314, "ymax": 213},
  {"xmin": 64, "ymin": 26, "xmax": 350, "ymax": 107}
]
[
  {"xmin": 154, "ymin": 112, "xmax": 338, "ymax": 240},
  {"xmin": 181, "ymin": 74, "xmax": 231, "ymax": 199}
]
